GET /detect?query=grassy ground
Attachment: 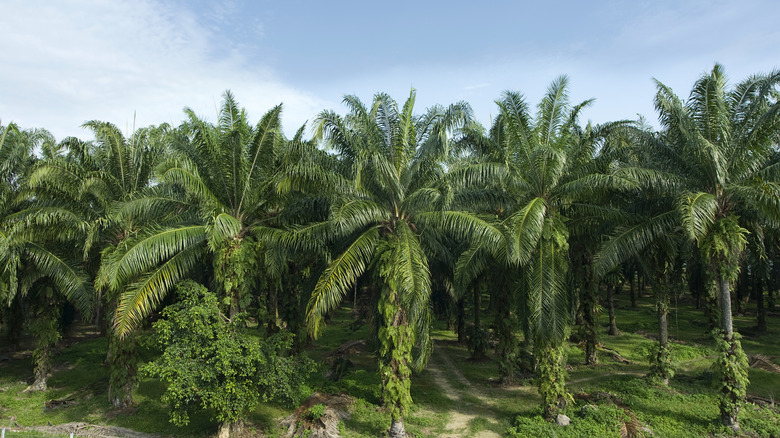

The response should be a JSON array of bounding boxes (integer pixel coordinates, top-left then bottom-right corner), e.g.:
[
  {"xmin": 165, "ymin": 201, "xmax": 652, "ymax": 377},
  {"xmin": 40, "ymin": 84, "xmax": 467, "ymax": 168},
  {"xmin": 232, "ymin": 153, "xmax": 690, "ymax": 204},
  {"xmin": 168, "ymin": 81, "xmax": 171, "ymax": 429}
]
[{"xmin": 1, "ymin": 291, "xmax": 779, "ymax": 437}]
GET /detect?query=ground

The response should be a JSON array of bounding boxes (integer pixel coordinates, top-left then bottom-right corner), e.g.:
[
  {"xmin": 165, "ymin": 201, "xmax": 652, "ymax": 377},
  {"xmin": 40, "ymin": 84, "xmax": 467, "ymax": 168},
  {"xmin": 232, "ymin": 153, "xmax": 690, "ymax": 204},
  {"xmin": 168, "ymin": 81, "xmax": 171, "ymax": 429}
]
[{"xmin": 1, "ymin": 292, "xmax": 779, "ymax": 437}]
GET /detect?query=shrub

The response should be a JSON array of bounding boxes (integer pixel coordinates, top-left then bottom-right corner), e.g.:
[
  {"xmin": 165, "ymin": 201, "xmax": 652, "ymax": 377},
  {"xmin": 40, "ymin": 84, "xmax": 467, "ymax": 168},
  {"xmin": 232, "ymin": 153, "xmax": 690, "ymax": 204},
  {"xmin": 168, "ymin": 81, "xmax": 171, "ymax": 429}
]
[{"xmin": 143, "ymin": 281, "xmax": 314, "ymax": 427}]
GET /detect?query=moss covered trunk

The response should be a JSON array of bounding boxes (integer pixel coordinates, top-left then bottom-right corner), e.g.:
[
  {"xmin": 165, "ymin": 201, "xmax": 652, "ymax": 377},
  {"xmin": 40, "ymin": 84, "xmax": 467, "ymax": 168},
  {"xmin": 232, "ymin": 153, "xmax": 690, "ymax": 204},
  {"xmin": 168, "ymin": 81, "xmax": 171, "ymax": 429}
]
[{"xmin": 379, "ymin": 288, "xmax": 413, "ymax": 437}]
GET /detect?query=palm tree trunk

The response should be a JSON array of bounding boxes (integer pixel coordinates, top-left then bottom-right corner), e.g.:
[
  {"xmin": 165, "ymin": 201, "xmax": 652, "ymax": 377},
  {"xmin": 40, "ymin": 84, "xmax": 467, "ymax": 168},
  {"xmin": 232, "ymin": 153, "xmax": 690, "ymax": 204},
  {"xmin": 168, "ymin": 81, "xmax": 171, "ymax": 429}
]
[
  {"xmin": 658, "ymin": 300, "xmax": 668, "ymax": 352},
  {"xmin": 379, "ymin": 289, "xmax": 413, "ymax": 437},
  {"xmin": 719, "ymin": 277, "xmax": 734, "ymax": 337},
  {"xmin": 629, "ymin": 271, "xmax": 637, "ymax": 308},
  {"xmin": 607, "ymin": 284, "xmax": 620, "ymax": 336},
  {"xmin": 495, "ymin": 286, "xmax": 518, "ymax": 383},
  {"xmin": 470, "ymin": 285, "xmax": 487, "ymax": 360},
  {"xmin": 388, "ymin": 418, "xmax": 406, "ymax": 438},
  {"xmin": 655, "ymin": 281, "xmax": 671, "ymax": 385},
  {"xmin": 30, "ymin": 343, "xmax": 52, "ymax": 391},
  {"xmin": 582, "ymin": 281, "xmax": 598, "ymax": 365},
  {"xmin": 715, "ymin": 274, "xmax": 748, "ymax": 430},
  {"xmin": 218, "ymin": 421, "xmax": 243, "ymax": 438},
  {"xmin": 537, "ymin": 343, "xmax": 568, "ymax": 420},
  {"xmin": 108, "ymin": 332, "xmax": 137, "ymax": 408},
  {"xmin": 457, "ymin": 298, "xmax": 466, "ymax": 344},
  {"xmin": 755, "ymin": 276, "xmax": 766, "ymax": 332},
  {"xmin": 28, "ymin": 297, "xmax": 61, "ymax": 392}
]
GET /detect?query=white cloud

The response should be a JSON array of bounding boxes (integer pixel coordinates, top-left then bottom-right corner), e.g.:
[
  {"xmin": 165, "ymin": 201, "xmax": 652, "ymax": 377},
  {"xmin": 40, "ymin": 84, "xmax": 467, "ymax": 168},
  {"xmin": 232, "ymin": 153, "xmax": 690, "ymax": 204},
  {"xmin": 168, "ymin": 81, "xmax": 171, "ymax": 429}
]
[
  {"xmin": 463, "ymin": 83, "xmax": 491, "ymax": 91},
  {"xmin": 0, "ymin": 0, "xmax": 326, "ymax": 139}
]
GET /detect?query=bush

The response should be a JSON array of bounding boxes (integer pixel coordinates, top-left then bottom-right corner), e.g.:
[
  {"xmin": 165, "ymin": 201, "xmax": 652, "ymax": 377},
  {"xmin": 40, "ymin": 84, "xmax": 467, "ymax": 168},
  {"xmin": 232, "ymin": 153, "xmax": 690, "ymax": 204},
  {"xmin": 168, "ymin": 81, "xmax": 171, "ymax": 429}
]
[{"xmin": 143, "ymin": 281, "xmax": 314, "ymax": 427}]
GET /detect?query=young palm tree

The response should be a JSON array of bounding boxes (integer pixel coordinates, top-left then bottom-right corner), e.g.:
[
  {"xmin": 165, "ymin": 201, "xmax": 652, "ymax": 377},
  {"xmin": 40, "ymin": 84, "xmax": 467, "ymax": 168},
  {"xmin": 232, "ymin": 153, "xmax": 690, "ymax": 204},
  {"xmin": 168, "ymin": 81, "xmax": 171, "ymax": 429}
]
[{"xmin": 305, "ymin": 90, "xmax": 478, "ymax": 437}]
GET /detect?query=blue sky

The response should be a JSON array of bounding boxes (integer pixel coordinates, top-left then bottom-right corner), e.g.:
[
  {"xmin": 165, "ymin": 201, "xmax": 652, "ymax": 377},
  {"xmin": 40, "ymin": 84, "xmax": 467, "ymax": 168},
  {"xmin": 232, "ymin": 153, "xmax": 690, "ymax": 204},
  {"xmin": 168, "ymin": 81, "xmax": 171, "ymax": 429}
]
[{"xmin": 1, "ymin": 0, "xmax": 778, "ymax": 140}]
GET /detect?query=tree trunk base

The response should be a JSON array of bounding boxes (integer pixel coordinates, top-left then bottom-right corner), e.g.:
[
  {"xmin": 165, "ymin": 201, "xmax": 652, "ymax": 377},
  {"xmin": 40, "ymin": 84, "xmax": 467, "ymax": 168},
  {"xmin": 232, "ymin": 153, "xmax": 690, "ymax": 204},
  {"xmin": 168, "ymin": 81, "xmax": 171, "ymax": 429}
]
[
  {"xmin": 389, "ymin": 418, "xmax": 406, "ymax": 438},
  {"xmin": 722, "ymin": 413, "xmax": 740, "ymax": 432},
  {"xmin": 24, "ymin": 377, "xmax": 48, "ymax": 392},
  {"xmin": 217, "ymin": 421, "xmax": 243, "ymax": 438}
]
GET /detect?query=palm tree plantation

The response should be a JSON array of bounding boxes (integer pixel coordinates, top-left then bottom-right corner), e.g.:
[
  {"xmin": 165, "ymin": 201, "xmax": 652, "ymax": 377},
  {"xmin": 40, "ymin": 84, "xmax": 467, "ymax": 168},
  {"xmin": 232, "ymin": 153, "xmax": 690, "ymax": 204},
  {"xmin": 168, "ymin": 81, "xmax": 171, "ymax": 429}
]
[{"xmin": 2, "ymin": 65, "xmax": 780, "ymax": 437}]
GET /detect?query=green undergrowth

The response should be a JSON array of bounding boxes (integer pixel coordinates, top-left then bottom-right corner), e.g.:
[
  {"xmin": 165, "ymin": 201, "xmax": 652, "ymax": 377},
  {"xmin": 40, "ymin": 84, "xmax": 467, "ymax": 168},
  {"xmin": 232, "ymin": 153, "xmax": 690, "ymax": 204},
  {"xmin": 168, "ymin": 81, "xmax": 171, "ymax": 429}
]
[
  {"xmin": 510, "ymin": 376, "xmax": 780, "ymax": 437},
  {"xmin": 1, "ymin": 297, "xmax": 779, "ymax": 437}
]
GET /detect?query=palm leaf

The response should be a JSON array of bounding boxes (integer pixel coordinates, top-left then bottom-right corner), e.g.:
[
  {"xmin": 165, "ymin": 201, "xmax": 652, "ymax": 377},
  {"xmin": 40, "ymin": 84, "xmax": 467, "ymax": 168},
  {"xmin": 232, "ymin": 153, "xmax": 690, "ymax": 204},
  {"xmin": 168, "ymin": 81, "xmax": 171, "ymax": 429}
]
[{"xmin": 307, "ymin": 227, "xmax": 379, "ymax": 337}]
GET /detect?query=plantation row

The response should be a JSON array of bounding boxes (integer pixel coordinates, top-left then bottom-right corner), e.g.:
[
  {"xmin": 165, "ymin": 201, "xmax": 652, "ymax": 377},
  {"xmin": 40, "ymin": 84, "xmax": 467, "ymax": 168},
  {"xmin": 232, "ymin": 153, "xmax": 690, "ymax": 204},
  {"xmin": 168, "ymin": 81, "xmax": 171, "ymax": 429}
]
[{"xmin": 1, "ymin": 64, "xmax": 779, "ymax": 437}]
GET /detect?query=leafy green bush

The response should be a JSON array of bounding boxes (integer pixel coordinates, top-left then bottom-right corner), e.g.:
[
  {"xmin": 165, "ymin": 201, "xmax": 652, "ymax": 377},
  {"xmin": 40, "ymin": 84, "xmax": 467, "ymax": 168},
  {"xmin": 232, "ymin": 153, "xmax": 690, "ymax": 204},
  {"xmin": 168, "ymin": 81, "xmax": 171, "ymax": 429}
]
[
  {"xmin": 143, "ymin": 281, "xmax": 314, "ymax": 428},
  {"xmin": 507, "ymin": 415, "xmax": 555, "ymax": 437}
]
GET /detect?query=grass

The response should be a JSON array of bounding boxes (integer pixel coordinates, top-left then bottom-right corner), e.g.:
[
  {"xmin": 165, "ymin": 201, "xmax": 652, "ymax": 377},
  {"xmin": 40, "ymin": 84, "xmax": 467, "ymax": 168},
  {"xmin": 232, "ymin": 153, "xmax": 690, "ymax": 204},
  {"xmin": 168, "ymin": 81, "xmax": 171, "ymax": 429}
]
[{"xmin": 1, "ymin": 294, "xmax": 779, "ymax": 437}]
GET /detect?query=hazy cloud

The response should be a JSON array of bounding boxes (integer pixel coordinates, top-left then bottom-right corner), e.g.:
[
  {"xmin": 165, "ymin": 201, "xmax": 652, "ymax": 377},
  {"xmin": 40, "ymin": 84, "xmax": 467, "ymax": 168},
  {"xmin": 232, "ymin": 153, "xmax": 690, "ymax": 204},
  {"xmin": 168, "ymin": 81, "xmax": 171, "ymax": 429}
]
[{"xmin": 0, "ymin": 0, "xmax": 327, "ymax": 139}]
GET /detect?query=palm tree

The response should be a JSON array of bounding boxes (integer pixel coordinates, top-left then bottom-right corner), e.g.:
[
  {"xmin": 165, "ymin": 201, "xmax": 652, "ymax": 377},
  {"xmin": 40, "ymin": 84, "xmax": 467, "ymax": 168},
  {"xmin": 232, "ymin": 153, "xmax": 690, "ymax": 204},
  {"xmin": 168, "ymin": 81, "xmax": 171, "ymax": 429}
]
[
  {"xmin": 600, "ymin": 65, "xmax": 780, "ymax": 429},
  {"xmin": 653, "ymin": 65, "xmax": 780, "ymax": 429},
  {"xmin": 103, "ymin": 92, "xmax": 306, "ymax": 342},
  {"xmin": 24, "ymin": 121, "xmax": 165, "ymax": 404},
  {"xmin": 1, "ymin": 124, "xmax": 94, "ymax": 390},
  {"xmin": 491, "ymin": 77, "xmax": 636, "ymax": 419},
  {"xmin": 305, "ymin": 90, "xmax": 477, "ymax": 437}
]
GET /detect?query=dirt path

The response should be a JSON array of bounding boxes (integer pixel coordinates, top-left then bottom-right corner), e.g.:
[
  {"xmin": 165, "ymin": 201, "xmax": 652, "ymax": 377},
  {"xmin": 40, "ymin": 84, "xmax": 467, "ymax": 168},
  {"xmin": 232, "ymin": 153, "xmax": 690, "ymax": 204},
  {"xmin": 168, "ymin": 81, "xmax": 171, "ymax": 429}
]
[
  {"xmin": 26, "ymin": 422, "xmax": 157, "ymax": 438},
  {"xmin": 426, "ymin": 346, "xmax": 501, "ymax": 438}
]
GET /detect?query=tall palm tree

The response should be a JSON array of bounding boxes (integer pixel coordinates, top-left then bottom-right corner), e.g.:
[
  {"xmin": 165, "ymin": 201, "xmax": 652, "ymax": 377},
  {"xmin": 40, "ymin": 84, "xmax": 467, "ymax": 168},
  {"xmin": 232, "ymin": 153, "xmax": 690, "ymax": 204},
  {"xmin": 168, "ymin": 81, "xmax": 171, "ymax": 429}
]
[
  {"xmin": 653, "ymin": 65, "xmax": 780, "ymax": 429},
  {"xmin": 25, "ymin": 121, "xmax": 165, "ymax": 404},
  {"xmin": 491, "ymin": 77, "xmax": 636, "ymax": 419},
  {"xmin": 599, "ymin": 65, "xmax": 780, "ymax": 429},
  {"xmin": 305, "ymin": 90, "xmax": 477, "ymax": 437}
]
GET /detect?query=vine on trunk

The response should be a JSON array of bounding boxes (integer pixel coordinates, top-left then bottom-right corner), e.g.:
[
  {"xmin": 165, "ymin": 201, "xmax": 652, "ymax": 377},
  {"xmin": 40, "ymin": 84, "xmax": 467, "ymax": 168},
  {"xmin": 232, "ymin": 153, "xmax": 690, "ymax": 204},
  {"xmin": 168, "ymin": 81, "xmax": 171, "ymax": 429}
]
[
  {"xmin": 536, "ymin": 343, "xmax": 572, "ymax": 420},
  {"xmin": 712, "ymin": 330, "xmax": 749, "ymax": 429}
]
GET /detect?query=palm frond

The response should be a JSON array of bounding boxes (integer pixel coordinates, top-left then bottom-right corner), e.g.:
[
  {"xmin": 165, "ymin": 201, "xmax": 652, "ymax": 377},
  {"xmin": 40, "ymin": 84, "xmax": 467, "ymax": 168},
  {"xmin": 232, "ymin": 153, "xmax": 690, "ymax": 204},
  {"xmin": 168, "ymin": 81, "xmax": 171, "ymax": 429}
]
[
  {"xmin": 307, "ymin": 227, "xmax": 379, "ymax": 337},
  {"xmin": 114, "ymin": 244, "xmax": 206, "ymax": 337},
  {"xmin": 106, "ymin": 225, "xmax": 207, "ymax": 291},
  {"xmin": 25, "ymin": 242, "xmax": 93, "ymax": 316},
  {"xmin": 677, "ymin": 191, "xmax": 718, "ymax": 242}
]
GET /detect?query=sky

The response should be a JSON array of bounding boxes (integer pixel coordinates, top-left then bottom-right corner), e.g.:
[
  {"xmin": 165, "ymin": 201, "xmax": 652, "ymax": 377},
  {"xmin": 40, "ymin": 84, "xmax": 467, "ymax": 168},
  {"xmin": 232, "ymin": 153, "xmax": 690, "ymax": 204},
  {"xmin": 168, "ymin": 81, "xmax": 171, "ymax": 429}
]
[{"xmin": 1, "ymin": 0, "xmax": 779, "ymax": 140}]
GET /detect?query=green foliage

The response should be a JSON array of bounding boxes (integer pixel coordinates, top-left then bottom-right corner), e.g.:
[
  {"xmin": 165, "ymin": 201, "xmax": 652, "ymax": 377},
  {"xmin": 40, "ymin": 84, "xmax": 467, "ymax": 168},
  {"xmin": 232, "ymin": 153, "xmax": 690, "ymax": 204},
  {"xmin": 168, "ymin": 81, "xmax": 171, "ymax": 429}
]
[
  {"xmin": 700, "ymin": 217, "xmax": 747, "ymax": 283},
  {"xmin": 647, "ymin": 343, "xmax": 675, "ymax": 384},
  {"xmin": 739, "ymin": 407, "xmax": 780, "ymax": 437},
  {"xmin": 508, "ymin": 404, "xmax": 632, "ymax": 438},
  {"xmin": 143, "ymin": 281, "xmax": 314, "ymax": 427},
  {"xmin": 536, "ymin": 343, "xmax": 572, "ymax": 419},
  {"xmin": 465, "ymin": 324, "xmax": 490, "ymax": 359},
  {"xmin": 711, "ymin": 331, "xmax": 749, "ymax": 424},
  {"xmin": 306, "ymin": 403, "xmax": 326, "ymax": 421}
]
